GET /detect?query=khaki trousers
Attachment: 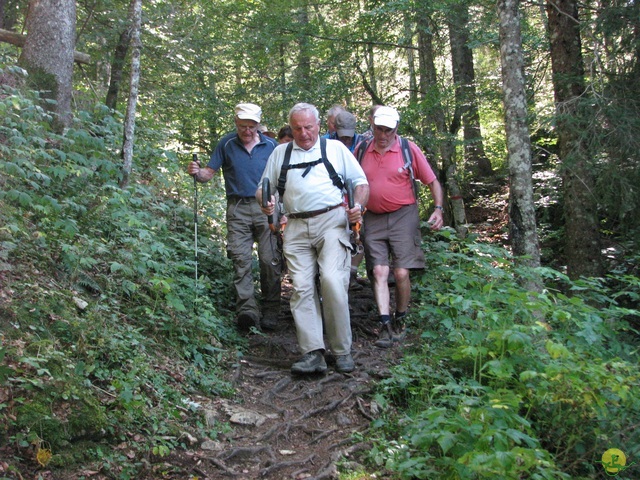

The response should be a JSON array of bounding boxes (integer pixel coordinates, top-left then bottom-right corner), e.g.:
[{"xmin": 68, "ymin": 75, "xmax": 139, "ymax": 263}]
[
  {"xmin": 226, "ymin": 198, "xmax": 282, "ymax": 316},
  {"xmin": 283, "ymin": 207, "xmax": 352, "ymax": 356}
]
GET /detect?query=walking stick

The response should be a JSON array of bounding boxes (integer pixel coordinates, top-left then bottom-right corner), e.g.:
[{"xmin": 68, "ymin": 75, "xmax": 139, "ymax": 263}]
[{"xmin": 192, "ymin": 153, "xmax": 199, "ymax": 291}]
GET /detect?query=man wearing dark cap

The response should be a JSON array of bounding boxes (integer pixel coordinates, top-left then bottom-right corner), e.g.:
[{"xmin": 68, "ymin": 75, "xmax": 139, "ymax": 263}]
[
  {"xmin": 357, "ymin": 106, "xmax": 444, "ymax": 347},
  {"xmin": 188, "ymin": 103, "xmax": 282, "ymax": 332},
  {"xmin": 334, "ymin": 111, "xmax": 364, "ymax": 153}
]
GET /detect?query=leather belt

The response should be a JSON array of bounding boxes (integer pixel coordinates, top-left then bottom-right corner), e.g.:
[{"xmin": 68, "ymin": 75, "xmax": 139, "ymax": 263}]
[
  {"xmin": 287, "ymin": 203, "xmax": 342, "ymax": 219},
  {"xmin": 227, "ymin": 195, "xmax": 255, "ymax": 204}
]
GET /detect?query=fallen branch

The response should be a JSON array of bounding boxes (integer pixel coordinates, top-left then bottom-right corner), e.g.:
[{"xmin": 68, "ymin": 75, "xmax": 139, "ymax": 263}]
[{"xmin": 0, "ymin": 28, "xmax": 91, "ymax": 64}]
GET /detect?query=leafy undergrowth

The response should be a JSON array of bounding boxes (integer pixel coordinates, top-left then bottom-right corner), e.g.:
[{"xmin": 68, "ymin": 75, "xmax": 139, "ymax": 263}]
[
  {"xmin": 369, "ymin": 231, "xmax": 640, "ymax": 479},
  {"xmin": 0, "ymin": 69, "xmax": 244, "ymax": 477},
  {"xmin": 2, "ymin": 65, "xmax": 640, "ymax": 479}
]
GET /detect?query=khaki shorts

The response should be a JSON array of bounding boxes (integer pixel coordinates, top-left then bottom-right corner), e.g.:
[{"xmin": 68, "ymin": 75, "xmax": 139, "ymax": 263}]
[{"xmin": 363, "ymin": 203, "xmax": 425, "ymax": 270}]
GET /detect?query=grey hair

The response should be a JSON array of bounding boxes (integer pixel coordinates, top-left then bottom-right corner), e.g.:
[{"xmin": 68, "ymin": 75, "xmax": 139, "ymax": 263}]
[
  {"xmin": 326, "ymin": 104, "xmax": 346, "ymax": 118},
  {"xmin": 289, "ymin": 103, "xmax": 320, "ymax": 123}
]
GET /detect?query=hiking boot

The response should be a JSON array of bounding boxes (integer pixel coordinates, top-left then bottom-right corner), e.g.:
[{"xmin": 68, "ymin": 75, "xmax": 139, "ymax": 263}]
[
  {"xmin": 374, "ymin": 327, "xmax": 404, "ymax": 348},
  {"xmin": 236, "ymin": 311, "xmax": 259, "ymax": 332},
  {"xmin": 335, "ymin": 354, "xmax": 355, "ymax": 373},
  {"xmin": 291, "ymin": 350, "xmax": 327, "ymax": 374},
  {"xmin": 260, "ymin": 311, "xmax": 279, "ymax": 331}
]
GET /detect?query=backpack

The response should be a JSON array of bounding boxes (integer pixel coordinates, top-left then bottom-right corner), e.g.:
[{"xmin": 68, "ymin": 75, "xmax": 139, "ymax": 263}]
[
  {"xmin": 354, "ymin": 136, "xmax": 419, "ymax": 199},
  {"xmin": 276, "ymin": 137, "xmax": 345, "ymax": 200}
]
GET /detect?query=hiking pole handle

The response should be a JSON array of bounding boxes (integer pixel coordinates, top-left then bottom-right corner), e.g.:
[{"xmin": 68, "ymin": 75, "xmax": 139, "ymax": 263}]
[
  {"xmin": 346, "ymin": 179, "xmax": 355, "ymax": 210},
  {"xmin": 262, "ymin": 177, "xmax": 274, "ymax": 229}
]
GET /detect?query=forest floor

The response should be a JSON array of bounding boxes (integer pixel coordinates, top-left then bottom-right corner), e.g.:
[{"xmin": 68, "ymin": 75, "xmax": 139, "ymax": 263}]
[
  {"xmin": 154, "ymin": 185, "xmax": 510, "ymax": 480},
  {"xmin": 170, "ymin": 275, "xmax": 405, "ymax": 480},
  {"xmin": 2, "ymin": 185, "xmax": 510, "ymax": 480}
]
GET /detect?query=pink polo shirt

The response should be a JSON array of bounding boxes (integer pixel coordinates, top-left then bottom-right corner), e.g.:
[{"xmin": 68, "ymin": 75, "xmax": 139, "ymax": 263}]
[{"xmin": 359, "ymin": 136, "xmax": 437, "ymax": 214}]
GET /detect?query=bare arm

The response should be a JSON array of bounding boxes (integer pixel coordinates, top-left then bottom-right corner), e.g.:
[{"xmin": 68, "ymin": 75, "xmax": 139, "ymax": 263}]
[
  {"xmin": 187, "ymin": 161, "xmax": 216, "ymax": 183},
  {"xmin": 347, "ymin": 183, "xmax": 370, "ymax": 224},
  {"xmin": 426, "ymin": 179, "xmax": 444, "ymax": 230}
]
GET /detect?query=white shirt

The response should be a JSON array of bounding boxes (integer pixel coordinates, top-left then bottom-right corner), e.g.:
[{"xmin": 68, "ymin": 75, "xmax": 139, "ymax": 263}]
[{"xmin": 260, "ymin": 138, "xmax": 368, "ymax": 215}]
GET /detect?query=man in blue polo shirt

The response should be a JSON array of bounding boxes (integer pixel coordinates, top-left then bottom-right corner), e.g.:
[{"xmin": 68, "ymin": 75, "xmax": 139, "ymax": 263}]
[{"xmin": 188, "ymin": 103, "xmax": 282, "ymax": 332}]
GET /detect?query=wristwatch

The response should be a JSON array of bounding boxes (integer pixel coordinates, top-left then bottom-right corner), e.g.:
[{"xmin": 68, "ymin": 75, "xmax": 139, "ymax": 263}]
[{"xmin": 434, "ymin": 205, "xmax": 444, "ymax": 211}]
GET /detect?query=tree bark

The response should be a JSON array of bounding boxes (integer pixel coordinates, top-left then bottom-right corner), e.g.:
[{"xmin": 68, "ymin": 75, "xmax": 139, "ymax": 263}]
[
  {"xmin": 417, "ymin": 14, "xmax": 468, "ymax": 237},
  {"xmin": 105, "ymin": 27, "xmax": 132, "ymax": 111},
  {"xmin": 448, "ymin": 2, "xmax": 493, "ymax": 178},
  {"xmin": 546, "ymin": 0, "xmax": 603, "ymax": 279},
  {"xmin": 119, "ymin": 0, "xmax": 142, "ymax": 189},
  {"xmin": 18, "ymin": 0, "xmax": 76, "ymax": 132},
  {"xmin": 497, "ymin": 0, "xmax": 541, "ymax": 279}
]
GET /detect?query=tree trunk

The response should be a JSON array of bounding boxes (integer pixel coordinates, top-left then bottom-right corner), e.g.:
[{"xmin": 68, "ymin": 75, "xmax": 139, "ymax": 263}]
[
  {"xmin": 105, "ymin": 27, "xmax": 132, "ymax": 111},
  {"xmin": 294, "ymin": 1, "xmax": 311, "ymax": 94},
  {"xmin": 18, "ymin": 0, "xmax": 76, "ymax": 133},
  {"xmin": 417, "ymin": 14, "xmax": 468, "ymax": 237},
  {"xmin": 546, "ymin": 0, "xmax": 603, "ymax": 279},
  {"xmin": 497, "ymin": 0, "xmax": 541, "ymax": 280},
  {"xmin": 119, "ymin": 0, "xmax": 142, "ymax": 189},
  {"xmin": 448, "ymin": 2, "xmax": 493, "ymax": 178}
]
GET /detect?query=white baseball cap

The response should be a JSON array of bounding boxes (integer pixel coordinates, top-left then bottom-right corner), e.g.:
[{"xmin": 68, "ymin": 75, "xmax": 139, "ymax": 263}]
[
  {"xmin": 235, "ymin": 103, "xmax": 262, "ymax": 123},
  {"xmin": 373, "ymin": 106, "xmax": 400, "ymax": 129}
]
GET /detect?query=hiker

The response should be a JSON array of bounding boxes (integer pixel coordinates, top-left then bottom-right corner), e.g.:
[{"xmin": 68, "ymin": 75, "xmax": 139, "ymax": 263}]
[
  {"xmin": 187, "ymin": 103, "xmax": 282, "ymax": 332},
  {"xmin": 334, "ymin": 111, "xmax": 364, "ymax": 153},
  {"xmin": 361, "ymin": 104, "xmax": 382, "ymax": 140},
  {"xmin": 257, "ymin": 102, "xmax": 369, "ymax": 374},
  {"xmin": 321, "ymin": 104, "xmax": 346, "ymax": 140},
  {"xmin": 356, "ymin": 106, "xmax": 444, "ymax": 347},
  {"xmin": 277, "ymin": 125, "xmax": 293, "ymax": 144},
  {"xmin": 333, "ymin": 110, "xmax": 367, "ymax": 290}
]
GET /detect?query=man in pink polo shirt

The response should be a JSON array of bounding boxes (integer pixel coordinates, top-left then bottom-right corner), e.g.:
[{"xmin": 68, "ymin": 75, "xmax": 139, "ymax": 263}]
[{"xmin": 358, "ymin": 106, "xmax": 444, "ymax": 347}]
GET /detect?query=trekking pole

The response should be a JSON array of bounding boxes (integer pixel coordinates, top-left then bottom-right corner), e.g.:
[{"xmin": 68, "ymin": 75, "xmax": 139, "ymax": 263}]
[
  {"xmin": 345, "ymin": 179, "xmax": 363, "ymax": 256},
  {"xmin": 262, "ymin": 177, "xmax": 274, "ymax": 232},
  {"xmin": 192, "ymin": 153, "xmax": 199, "ymax": 291}
]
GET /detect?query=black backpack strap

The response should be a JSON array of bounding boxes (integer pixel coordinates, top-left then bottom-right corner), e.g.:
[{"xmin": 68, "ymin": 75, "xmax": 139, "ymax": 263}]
[
  {"xmin": 277, "ymin": 138, "xmax": 344, "ymax": 199},
  {"xmin": 276, "ymin": 142, "xmax": 294, "ymax": 199},
  {"xmin": 320, "ymin": 138, "xmax": 345, "ymax": 192},
  {"xmin": 399, "ymin": 136, "xmax": 419, "ymax": 199},
  {"xmin": 354, "ymin": 137, "xmax": 372, "ymax": 164}
]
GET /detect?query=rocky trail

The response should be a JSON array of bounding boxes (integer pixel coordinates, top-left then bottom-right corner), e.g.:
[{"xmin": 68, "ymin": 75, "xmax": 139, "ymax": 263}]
[{"xmin": 167, "ymin": 275, "xmax": 405, "ymax": 480}]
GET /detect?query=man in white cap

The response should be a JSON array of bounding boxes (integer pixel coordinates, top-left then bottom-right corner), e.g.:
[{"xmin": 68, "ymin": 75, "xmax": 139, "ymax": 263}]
[
  {"xmin": 356, "ymin": 106, "xmax": 444, "ymax": 347},
  {"xmin": 257, "ymin": 103, "xmax": 369, "ymax": 374},
  {"xmin": 188, "ymin": 103, "xmax": 282, "ymax": 332}
]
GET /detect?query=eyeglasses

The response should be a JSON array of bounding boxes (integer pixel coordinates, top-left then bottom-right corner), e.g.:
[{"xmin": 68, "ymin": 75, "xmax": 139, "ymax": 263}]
[{"xmin": 237, "ymin": 124, "xmax": 258, "ymax": 131}]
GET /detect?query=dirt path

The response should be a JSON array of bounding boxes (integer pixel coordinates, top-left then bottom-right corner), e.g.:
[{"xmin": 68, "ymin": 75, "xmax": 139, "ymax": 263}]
[{"xmin": 173, "ymin": 276, "xmax": 403, "ymax": 480}]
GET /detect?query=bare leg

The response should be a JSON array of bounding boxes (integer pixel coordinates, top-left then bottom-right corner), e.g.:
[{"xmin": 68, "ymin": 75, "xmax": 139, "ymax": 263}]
[
  {"xmin": 372, "ymin": 264, "xmax": 391, "ymax": 315},
  {"xmin": 393, "ymin": 267, "xmax": 411, "ymax": 314}
]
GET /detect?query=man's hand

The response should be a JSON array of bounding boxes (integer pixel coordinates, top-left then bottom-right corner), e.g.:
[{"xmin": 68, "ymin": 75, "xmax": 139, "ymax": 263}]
[
  {"xmin": 427, "ymin": 208, "xmax": 444, "ymax": 230},
  {"xmin": 346, "ymin": 204, "xmax": 363, "ymax": 225},
  {"xmin": 257, "ymin": 189, "xmax": 277, "ymax": 216}
]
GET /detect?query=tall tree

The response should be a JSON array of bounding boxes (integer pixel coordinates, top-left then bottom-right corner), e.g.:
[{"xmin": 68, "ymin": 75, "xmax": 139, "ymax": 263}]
[
  {"xmin": 18, "ymin": 0, "xmax": 76, "ymax": 132},
  {"xmin": 447, "ymin": 1, "xmax": 493, "ymax": 177},
  {"xmin": 416, "ymin": 12, "xmax": 468, "ymax": 236},
  {"xmin": 119, "ymin": 0, "xmax": 141, "ymax": 189},
  {"xmin": 497, "ymin": 0, "xmax": 541, "ymax": 277},
  {"xmin": 546, "ymin": 0, "xmax": 603, "ymax": 278},
  {"xmin": 105, "ymin": 27, "xmax": 132, "ymax": 111}
]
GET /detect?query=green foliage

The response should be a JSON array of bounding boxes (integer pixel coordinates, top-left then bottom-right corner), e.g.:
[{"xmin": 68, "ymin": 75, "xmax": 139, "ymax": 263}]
[
  {"xmin": 0, "ymin": 67, "xmax": 240, "ymax": 475},
  {"xmin": 368, "ymin": 232, "xmax": 640, "ymax": 479}
]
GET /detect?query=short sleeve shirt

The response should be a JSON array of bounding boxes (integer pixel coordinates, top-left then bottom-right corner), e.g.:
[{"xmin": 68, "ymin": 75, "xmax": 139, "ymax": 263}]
[
  {"xmin": 261, "ymin": 138, "xmax": 368, "ymax": 215},
  {"xmin": 359, "ymin": 136, "xmax": 437, "ymax": 214},
  {"xmin": 208, "ymin": 131, "xmax": 277, "ymax": 198}
]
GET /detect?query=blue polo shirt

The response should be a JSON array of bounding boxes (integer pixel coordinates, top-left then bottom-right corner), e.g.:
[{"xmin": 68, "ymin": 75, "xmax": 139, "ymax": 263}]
[{"xmin": 208, "ymin": 131, "xmax": 277, "ymax": 198}]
